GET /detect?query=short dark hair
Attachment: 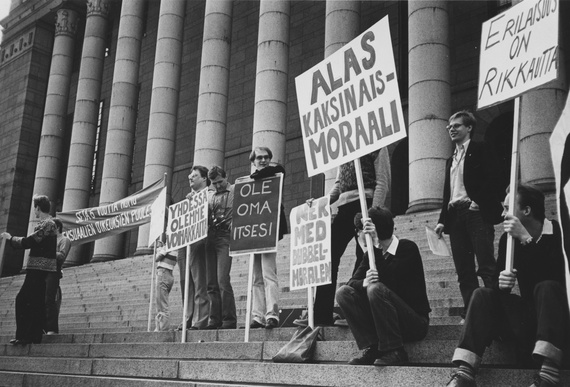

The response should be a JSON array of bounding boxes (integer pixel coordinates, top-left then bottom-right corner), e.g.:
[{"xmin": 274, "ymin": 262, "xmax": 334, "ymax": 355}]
[
  {"xmin": 208, "ymin": 166, "xmax": 227, "ymax": 180},
  {"xmin": 249, "ymin": 146, "xmax": 273, "ymax": 162},
  {"xmin": 450, "ymin": 110, "xmax": 476, "ymax": 138},
  {"xmin": 53, "ymin": 218, "xmax": 63, "ymax": 233},
  {"xmin": 511, "ymin": 183, "xmax": 546, "ymax": 222},
  {"xmin": 191, "ymin": 165, "xmax": 210, "ymax": 186},
  {"xmin": 354, "ymin": 206, "xmax": 394, "ymax": 240},
  {"xmin": 33, "ymin": 195, "xmax": 51, "ymax": 213}
]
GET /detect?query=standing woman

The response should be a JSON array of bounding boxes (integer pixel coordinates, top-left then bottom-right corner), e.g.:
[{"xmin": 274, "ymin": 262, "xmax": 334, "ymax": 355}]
[
  {"xmin": 1, "ymin": 194, "xmax": 57, "ymax": 344},
  {"xmin": 248, "ymin": 146, "xmax": 288, "ymax": 329}
]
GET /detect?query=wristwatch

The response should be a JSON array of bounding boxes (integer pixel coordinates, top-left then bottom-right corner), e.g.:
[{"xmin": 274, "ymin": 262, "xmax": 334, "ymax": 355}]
[{"xmin": 521, "ymin": 236, "xmax": 533, "ymax": 246}]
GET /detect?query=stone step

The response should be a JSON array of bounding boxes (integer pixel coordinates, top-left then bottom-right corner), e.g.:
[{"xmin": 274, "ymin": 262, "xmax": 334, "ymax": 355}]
[
  {"xmin": 0, "ymin": 356, "xmax": 568, "ymax": 387},
  {"xmin": 0, "ymin": 372, "xmax": 244, "ymax": 387}
]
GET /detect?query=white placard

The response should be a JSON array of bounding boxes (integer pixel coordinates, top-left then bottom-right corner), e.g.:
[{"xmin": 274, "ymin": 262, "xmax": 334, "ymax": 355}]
[
  {"xmin": 478, "ymin": 0, "xmax": 559, "ymax": 109},
  {"xmin": 289, "ymin": 196, "xmax": 332, "ymax": 291},
  {"xmin": 295, "ymin": 16, "xmax": 406, "ymax": 177}
]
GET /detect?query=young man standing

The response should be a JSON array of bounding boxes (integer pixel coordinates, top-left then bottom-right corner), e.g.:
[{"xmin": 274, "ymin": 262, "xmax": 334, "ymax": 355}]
[
  {"xmin": 205, "ymin": 166, "xmax": 237, "ymax": 329},
  {"xmin": 435, "ymin": 110, "xmax": 504, "ymax": 318}
]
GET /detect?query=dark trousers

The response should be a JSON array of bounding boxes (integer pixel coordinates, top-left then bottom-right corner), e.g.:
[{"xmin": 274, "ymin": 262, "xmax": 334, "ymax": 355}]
[
  {"xmin": 448, "ymin": 207, "xmax": 496, "ymax": 317},
  {"xmin": 16, "ymin": 269, "xmax": 48, "ymax": 343},
  {"xmin": 313, "ymin": 199, "xmax": 369, "ymax": 325},
  {"xmin": 45, "ymin": 271, "xmax": 62, "ymax": 333},
  {"xmin": 456, "ymin": 281, "xmax": 569, "ymax": 368},
  {"xmin": 336, "ymin": 282, "xmax": 429, "ymax": 351},
  {"xmin": 206, "ymin": 229, "xmax": 237, "ymax": 328}
]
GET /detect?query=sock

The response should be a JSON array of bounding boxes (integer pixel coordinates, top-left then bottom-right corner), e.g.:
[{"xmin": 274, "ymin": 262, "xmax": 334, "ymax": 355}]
[
  {"xmin": 456, "ymin": 363, "xmax": 476, "ymax": 381},
  {"xmin": 539, "ymin": 358, "xmax": 560, "ymax": 385}
]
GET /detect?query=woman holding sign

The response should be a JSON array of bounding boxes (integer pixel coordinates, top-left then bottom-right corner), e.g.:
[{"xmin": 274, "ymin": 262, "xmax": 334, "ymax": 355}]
[{"xmin": 248, "ymin": 146, "xmax": 288, "ymax": 329}]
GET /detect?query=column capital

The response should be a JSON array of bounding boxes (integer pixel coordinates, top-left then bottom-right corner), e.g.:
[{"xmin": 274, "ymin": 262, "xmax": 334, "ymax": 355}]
[
  {"xmin": 55, "ymin": 9, "xmax": 80, "ymax": 37},
  {"xmin": 86, "ymin": 0, "xmax": 111, "ymax": 18}
]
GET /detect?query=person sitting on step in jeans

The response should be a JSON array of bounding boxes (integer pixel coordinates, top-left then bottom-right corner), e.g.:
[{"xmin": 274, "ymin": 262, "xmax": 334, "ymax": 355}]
[
  {"xmin": 446, "ymin": 184, "xmax": 569, "ymax": 387},
  {"xmin": 336, "ymin": 206, "xmax": 431, "ymax": 366}
]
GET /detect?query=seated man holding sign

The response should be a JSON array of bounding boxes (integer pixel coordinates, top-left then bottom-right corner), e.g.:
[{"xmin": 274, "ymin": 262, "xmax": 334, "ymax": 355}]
[
  {"xmin": 446, "ymin": 184, "xmax": 569, "ymax": 387},
  {"xmin": 336, "ymin": 206, "xmax": 430, "ymax": 366}
]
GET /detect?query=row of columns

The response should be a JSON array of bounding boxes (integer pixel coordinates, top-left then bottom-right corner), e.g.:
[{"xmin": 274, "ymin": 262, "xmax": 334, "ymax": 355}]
[{"xmin": 27, "ymin": 0, "xmax": 565, "ymax": 265}]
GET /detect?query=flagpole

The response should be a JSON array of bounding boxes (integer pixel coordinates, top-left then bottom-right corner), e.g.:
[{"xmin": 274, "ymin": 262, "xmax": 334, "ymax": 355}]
[
  {"xmin": 147, "ymin": 242, "xmax": 157, "ymax": 331},
  {"xmin": 505, "ymin": 97, "xmax": 521, "ymax": 272}
]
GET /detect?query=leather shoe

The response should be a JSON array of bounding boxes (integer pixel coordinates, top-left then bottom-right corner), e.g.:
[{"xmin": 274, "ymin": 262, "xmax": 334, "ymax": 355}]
[
  {"xmin": 9, "ymin": 339, "xmax": 31, "ymax": 346},
  {"xmin": 204, "ymin": 325, "xmax": 220, "ymax": 330},
  {"xmin": 348, "ymin": 346, "xmax": 381, "ymax": 365},
  {"xmin": 250, "ymin": 320, "xmax": 265, "ymax": 329},
  {"xmin": 446, "ymin": 372, "xmax": 476, "ymax": 387},
  {"xmin": 265, "ymin": 318, "xmax": 278, "ymax": 329},
  {"xmin": 530, "ymin": 374, "xmax": 558, "ymax": 387},
  {"xmin": 373, "ymin": 347, "xmax": 409, "ymax": 366}
]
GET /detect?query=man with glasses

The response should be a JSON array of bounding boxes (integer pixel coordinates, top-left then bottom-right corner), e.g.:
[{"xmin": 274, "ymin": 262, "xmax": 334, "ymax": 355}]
[
  {"xmin": 336, "ymin": 206, "xmax": 431, "ymax": 366},
  {"xmin": 434, "ymin": 110, "xmax": 504, "ymax": 319},
  {"xmin": 205, "ymin": 166, "xmax": 237, "ymax": 329},
  {"xmin": 248, "ymin": 146, "xmax": 288, "ymax": 329}
]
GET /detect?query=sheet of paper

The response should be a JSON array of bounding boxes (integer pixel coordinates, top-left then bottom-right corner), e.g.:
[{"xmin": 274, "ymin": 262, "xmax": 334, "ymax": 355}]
[{"xmin": 425, "ymin": 226, "xmax": 451, "ymax": 257}]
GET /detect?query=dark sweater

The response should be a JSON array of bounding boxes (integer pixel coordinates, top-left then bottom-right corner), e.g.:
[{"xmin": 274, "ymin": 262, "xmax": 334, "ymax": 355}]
[
  {"xmin": 496, "ymin": 219, "xmax": 566, "ymax": 302},
  {"xmin": 348, "ymin": 238, "xmax": 432, "ymax": 318},
  {"xmin": 11, "ymin": 217, "xmax": 58, "ymax": 272}
]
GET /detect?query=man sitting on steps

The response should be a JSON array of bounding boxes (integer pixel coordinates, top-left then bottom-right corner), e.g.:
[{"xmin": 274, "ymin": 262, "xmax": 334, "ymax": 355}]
[
  {"xmin": 446, "ymin": 184, "xmax": 569, "ymax": 387},
  {"xmin": 336, "ymin": 206, "xmax": 431, "ymax": 366}
]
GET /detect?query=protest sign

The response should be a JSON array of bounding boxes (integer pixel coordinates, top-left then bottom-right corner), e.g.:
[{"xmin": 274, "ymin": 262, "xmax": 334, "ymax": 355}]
[
  {"xmin": 230, "ymin": 174, "xmax": 283, "ymax": 255},
  {"xmin": 164, "ymin": 188, "xmax": 209, "ymax": 252},
  {"xmin": 295, "ymin": 15, "xmax": 406, "ymax": 176},
  {"xmin": 58, "ymin": 177, "xmax": 165, "ymax": 246},
  {"xmin": 289, "ymin": 196, "xmax": 331, "ymax": 291},
  {"xmin": 549, "ymin": 91, "xmax": 570, "ymax": 307},
  {"xmin": 478, "ymin": 0, "xmax": 559, "ymax": 109},
  {"xmin": 148, "ymin": 186, "xmax": 167, "ymax": 246}
]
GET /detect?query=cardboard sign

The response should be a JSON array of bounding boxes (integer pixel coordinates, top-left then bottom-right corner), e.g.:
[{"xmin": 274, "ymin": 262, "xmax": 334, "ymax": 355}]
[
  {"xmin": 58, "ymin": 177, "xmax": 165, "ymax": 246},
  {"xmin": 289, "ymin": 196, "xmax": 332, "ymax": 291},
  {"xmin": 549, "ymin": 88, "xmax": 570, "ymax": 307},
  {"xmin": 230, "ymin": 174, "xmax": 283, "ymax": 255},
  {"xmin": 295, "ymin": 15, "xmax": 406, "ymax": 176},
  {"xmin": 478, "ymin": 0, "xmax": 559, "ymax": 109},
  {"xmin": 148, "ymin": 186, "xmax": 167, "ymax": 246},
  {"xmin": 164, "ymin": 188, "xmax": 208, "ymax": 252}
]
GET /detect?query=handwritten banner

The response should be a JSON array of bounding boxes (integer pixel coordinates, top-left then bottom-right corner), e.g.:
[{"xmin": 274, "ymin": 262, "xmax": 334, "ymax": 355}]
[
  {"xmin": 58, "ymin": 177, "xmax": 165, "ymax": 246},
  {"xmin": 295, "ymin": 16, "xmax": 406, "ymax": 176},
  {"xmin": 229, "ymin": 174, "xmax": 283, "ymax": 255},
  {"xmin": 478, "ymin": 0, "xmax": 559, "ymax": 109},
  {"xmin": 289, "ymin": 196, "xmax": 332, "ymax": 291},
  {"xmin": 164, "ymin": 188, "xmax": 209, "ymax": 252}
]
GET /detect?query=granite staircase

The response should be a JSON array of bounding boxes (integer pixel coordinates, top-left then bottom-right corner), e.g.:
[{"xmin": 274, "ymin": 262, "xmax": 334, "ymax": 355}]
[{"xmin": 0, "ymin": 210, "xmax": 568, "ymax": 386}]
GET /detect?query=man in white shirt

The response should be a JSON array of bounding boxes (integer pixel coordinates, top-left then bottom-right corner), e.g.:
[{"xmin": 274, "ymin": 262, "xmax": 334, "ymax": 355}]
[{"xmin": 434, "ymin": 111, "xmax": 504, "ymax": 318}]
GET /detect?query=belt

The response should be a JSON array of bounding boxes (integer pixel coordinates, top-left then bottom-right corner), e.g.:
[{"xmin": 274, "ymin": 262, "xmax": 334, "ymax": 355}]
[{"xmin": 449, "ymin": 200, "xmax": 471, "ymax": 211}]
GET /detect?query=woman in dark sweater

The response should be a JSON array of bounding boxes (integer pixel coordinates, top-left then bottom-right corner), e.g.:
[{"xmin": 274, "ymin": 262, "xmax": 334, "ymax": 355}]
[{"xmin": 1, "ymin": 194, "xmax": 57, "ymax": 344}]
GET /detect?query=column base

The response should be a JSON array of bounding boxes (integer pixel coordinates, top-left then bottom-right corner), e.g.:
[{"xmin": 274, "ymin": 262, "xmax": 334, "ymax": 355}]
[
  {"xmin": 134, "ymin": 248, "xmax": 153, "ymax": 256},
  {"xmin": 406, "ymin": 199, "xmax": 442, "ymax": 214},
  {"xmin": 90, "ymin": 254, "xmax": 121, "ymax": 263}
]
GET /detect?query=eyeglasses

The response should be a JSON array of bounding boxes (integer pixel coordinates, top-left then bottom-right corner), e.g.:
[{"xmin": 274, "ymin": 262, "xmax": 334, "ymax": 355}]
[
  {"xmin": 446, "ymin": 123, "xmax": 464, "ymax": 130},
  {"xmin": 255, "ymin": 155, "xmax": 271, "ymax": 160}
]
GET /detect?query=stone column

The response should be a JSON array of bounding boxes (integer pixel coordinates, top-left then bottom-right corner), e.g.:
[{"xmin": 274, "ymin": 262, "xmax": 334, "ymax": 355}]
[
  {"xmin": 251, "ymin": 0, "xmax": 290, "ymax": 165},
  {"xmin": 193, "ymin": 0, "xmax": 234, "ymax": 168},
  {"xmin": 92, "ymin": 0, "xmax": 146, "ymax": 262},
  {"xmin": 28, "ymin": 8, "xmax": 79, "ymax": 227},
  {"xmin": 136, "ymin": 0, "xmax": 186, "ymax": 254},
  {"xmin": 321, "ymin": 0, "xmax": 360, "ymax": 194},
  {"xmin": 62, "ymin": 0, "xmax": 110, "ymax": 267},
  {"xmin": 513, "ymin": 0, "xmax": 566, "ymax": 190},
  {"xmin": 407, "ymin": 1, "xmax": 451, "ymax": 213}
]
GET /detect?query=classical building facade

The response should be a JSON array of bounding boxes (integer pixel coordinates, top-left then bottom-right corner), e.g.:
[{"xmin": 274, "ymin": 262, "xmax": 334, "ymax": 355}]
[{"xmin": 0, "ymin": 0, "xmax": 568, "ymax": 275}]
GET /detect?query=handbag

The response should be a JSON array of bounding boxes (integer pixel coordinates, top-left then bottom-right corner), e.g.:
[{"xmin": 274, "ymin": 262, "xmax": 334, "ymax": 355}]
[{"xmin": 272, "ymin": 325, "xmax": 323, "ymax": 363}]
